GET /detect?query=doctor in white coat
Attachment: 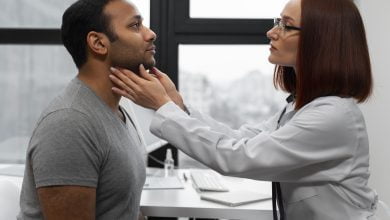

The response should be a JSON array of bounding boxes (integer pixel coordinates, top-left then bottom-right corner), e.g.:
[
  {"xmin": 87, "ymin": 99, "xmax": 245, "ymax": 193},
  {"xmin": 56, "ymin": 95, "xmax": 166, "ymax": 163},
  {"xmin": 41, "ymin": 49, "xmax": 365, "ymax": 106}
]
[{"xmin": 109, "ymin": 0, "xmax": 378, "ymax": 219}]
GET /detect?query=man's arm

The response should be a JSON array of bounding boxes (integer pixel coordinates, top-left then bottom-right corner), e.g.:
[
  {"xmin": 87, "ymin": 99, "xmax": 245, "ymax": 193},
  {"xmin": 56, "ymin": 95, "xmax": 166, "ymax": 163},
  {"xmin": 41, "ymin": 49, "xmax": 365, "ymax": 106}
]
[{"xmin": 37, "ymin": 186, "xmax": 96, "ymax": 220}]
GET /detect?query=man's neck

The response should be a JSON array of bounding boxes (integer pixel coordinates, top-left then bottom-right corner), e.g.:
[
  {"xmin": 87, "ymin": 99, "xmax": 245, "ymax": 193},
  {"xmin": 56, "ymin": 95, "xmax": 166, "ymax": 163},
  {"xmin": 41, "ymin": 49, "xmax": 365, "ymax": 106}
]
[{"xmin": 77, "ymin": 62, "xmax": 123, "ymax": 120}]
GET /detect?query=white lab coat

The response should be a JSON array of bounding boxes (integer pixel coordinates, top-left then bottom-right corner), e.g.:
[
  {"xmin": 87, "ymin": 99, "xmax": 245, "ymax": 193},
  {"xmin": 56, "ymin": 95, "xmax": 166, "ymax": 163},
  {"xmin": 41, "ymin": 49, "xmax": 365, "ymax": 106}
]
[{"xmin": 150, "ymin": 96, "xmax": 378, "ymax": 220}]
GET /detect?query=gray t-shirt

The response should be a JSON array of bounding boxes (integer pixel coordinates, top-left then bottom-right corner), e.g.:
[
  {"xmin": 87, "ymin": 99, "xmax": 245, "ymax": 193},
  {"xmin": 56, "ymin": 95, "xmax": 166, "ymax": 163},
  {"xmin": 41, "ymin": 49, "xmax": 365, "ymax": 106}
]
[{"xmin": 18, "ymin": 78, "xmax": 146, "ymax": 220}]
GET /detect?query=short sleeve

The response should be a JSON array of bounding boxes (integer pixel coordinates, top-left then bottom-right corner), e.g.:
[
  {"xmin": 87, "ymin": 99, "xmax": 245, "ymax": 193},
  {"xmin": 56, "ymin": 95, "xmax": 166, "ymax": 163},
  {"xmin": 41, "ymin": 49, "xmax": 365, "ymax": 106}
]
[{"xmin": 29, "ymin": 109, "xmax": 103, "ymax": 188}]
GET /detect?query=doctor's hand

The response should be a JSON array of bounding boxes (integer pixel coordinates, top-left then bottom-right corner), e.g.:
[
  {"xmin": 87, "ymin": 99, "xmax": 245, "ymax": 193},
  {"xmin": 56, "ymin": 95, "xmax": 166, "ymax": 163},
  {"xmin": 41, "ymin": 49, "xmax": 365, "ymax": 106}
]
[
  {"xmin": 109, "ymin": 65, "xmax": 172, "ymax": 110},
  {"xmin": 149, "ymin": 67, "xmax": 185, "ymax": 110}
]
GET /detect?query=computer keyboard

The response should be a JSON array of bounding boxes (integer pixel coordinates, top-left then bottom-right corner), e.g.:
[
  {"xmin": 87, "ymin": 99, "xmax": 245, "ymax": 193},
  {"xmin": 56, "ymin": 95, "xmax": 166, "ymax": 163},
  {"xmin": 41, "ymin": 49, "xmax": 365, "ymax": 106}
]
[{"xmin": 190, "ymin": 171, "xmax": 229, "ymax": 192}]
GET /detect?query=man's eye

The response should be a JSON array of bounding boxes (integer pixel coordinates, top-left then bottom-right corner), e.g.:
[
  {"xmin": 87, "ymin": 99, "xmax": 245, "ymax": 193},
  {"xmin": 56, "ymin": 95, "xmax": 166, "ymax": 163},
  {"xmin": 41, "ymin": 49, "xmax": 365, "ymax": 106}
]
[{"xmin": 130, "ymin": 23, "xmax": 141, "ymax": 29}]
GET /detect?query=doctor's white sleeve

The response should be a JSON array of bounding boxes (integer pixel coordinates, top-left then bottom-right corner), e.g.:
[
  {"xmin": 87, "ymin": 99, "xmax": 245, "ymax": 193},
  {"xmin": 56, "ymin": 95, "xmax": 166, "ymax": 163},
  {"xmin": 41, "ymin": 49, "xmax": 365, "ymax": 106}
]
[
  {"xmin": 150, "ymin": 100, "xmax": 359, "ymax": 183},
  {"xmin": 184, "ymin": 104, "xmax": 282, "ymax": 139}
]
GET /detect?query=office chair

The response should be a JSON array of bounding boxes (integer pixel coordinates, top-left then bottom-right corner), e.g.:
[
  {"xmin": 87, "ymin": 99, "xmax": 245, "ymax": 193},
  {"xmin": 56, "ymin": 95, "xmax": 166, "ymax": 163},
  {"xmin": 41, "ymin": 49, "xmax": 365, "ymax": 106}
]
[{"xmin": 0, "ymin": 178, "xmax": 21, "ymax": 219}]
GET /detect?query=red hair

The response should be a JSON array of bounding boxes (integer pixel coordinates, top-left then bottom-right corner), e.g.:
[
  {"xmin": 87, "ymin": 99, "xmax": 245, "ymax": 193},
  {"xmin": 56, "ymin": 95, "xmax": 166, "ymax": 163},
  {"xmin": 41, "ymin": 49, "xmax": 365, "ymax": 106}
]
[{"xmin": 274, "ymin": 0, "xmax": 372, "ymax": 109}]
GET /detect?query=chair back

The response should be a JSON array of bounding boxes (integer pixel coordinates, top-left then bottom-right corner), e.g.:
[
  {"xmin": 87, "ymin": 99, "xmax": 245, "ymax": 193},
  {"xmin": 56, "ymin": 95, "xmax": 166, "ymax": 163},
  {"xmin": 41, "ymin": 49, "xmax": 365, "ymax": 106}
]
[{"xmin": 0, "ymin": 178, "xmax": 21, "ymax": 220}]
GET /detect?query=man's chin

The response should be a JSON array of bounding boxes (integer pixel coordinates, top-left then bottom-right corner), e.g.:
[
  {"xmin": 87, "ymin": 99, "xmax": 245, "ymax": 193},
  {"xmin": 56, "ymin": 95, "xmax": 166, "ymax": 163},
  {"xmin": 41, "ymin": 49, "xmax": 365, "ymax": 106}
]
[
  {"xmin": 117, "ymin": 62, "xmax": 155, "ymax": 75},
  {"xmin": 143, "ymin": 60, "xmax": 156, "ymax": 70}
]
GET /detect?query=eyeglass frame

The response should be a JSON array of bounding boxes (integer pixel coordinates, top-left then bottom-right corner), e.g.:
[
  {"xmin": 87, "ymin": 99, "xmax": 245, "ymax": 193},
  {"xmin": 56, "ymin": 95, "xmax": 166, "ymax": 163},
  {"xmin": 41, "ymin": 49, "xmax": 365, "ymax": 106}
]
[{"xmin": 273, "ymin": 18, "xmax": 301, "ymax": 32}]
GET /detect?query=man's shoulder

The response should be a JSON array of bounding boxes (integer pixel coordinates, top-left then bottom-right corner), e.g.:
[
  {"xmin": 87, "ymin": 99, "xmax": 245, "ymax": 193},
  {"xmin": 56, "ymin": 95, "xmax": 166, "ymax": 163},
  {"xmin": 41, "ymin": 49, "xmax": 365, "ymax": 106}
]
[
  {"xmin": 35, "ymin": 80, "xmax": 97, "ymax": 129},
  {"xmin": 39, "ymin": 79, "xmax": 96, "ymax": 121},
  {"xmin": 35, "ymin": 109, "xmax": 93, "ymax": 136}
]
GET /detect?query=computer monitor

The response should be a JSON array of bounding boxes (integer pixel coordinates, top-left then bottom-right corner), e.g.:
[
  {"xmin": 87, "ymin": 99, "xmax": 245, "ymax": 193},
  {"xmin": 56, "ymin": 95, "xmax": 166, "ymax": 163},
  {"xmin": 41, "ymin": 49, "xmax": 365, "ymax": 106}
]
[{"xmin": 120, "ymin": 99, "xmax": 167, "ymax": 153}]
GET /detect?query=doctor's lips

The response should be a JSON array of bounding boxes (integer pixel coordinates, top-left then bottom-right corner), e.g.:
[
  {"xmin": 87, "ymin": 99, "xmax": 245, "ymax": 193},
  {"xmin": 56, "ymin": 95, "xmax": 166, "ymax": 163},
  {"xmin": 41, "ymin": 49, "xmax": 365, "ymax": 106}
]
[{"xmin": 270, "ymin": 44, "xmax": 277, "ymax": 51}]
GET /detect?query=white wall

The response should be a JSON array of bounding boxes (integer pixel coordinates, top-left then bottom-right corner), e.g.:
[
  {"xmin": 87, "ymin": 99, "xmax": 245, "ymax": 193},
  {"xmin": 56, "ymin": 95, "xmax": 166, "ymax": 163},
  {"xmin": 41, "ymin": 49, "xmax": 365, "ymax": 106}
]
[{"xmin": 356, "ymin": 0, "xmax": 390, "ymax": 206}]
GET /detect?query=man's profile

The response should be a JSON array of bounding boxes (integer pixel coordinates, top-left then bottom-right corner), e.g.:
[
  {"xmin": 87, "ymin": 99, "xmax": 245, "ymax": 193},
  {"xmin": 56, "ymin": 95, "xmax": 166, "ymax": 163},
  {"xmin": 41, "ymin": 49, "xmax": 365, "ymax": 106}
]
[{"xmin": 17, "ymin": 0, "xmax": 156, "ymax": 219}]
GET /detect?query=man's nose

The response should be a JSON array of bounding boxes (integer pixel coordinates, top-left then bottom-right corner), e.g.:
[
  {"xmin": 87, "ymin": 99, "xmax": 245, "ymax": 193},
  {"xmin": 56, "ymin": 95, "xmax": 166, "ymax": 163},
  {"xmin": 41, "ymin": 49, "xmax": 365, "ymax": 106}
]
[{"xmin": 145, "ymin": 27, "xmax": 157, "ymax": 42}]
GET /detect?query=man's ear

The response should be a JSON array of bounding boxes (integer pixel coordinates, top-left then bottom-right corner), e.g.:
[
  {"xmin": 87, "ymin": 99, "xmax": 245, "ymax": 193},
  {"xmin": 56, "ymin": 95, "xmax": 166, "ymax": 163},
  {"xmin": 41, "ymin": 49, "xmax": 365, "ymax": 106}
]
[{"xmin": 86, "ymin": 31, "xmax": 109, "ymax": 55}]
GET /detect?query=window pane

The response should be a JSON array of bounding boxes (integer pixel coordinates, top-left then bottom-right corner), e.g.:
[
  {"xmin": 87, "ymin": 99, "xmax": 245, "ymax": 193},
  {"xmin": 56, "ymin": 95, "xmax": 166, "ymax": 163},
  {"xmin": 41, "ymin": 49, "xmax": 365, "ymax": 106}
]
[
  {"xmin": 0, "ymin": 45, "xmax": 77, "ymax": 163},
  {"xmin": 0, "ymin": 0, "xmax": 76, "ymax": 28},
  {"xmin": 190, "ymin": 0, "xmax": 290, "ymax": 19},
  {"xmin": 0, "ymin": 0, "xmax": 150, "ymax": 28},
  {"xmin": 178, "ymin": 45, "xmax": 287, "ymax": 168}
]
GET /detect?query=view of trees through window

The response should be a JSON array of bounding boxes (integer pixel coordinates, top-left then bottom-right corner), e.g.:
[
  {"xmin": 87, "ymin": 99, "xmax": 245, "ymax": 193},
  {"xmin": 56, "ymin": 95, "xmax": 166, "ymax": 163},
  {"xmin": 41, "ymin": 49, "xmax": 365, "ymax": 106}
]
[{"xmin": 178, "ymin": 45, "xmax": 287, "ymax": 168}]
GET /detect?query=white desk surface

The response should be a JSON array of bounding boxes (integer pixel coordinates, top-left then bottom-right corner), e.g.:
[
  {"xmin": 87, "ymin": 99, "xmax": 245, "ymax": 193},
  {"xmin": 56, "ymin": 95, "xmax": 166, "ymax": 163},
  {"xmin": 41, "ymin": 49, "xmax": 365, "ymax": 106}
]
[
  {"xmin": 0, "ymin": 165, "xmax": 273, "ymax": 220},
  {"xmin": 0, "ymin": 164, "xmax": 24, "ymax": 189},
  {"xmin": 142, "ymin": 168, "xmax": 273, "ymax": 220}
]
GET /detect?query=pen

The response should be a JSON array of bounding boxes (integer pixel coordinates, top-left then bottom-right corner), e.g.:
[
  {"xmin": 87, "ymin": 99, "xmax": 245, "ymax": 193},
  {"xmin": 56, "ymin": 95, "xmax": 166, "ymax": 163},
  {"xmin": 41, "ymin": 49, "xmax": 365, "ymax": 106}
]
[{"xmin": 183, "ymin": 173, "xmax": 188, "ymax": 182}]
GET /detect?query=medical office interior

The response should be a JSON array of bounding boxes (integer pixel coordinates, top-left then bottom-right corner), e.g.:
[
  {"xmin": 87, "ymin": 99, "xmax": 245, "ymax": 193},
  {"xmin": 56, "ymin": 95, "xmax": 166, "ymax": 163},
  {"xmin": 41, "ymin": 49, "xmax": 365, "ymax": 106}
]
[{"xmin": 0, "ymin": 0, "xmax": 389, "ymax": 219}]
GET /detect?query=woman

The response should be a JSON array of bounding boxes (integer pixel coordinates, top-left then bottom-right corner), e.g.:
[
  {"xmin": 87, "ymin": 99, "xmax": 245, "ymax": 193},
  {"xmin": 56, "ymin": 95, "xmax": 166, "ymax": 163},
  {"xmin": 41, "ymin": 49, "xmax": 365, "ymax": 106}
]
[{"xmin": 109, "ymin": 0, "xmax": 378, "ymax": 219}]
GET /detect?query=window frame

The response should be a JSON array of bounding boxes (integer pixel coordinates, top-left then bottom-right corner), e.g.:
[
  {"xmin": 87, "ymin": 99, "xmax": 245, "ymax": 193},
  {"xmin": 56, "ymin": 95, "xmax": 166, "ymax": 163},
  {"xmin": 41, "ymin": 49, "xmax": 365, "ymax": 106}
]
[
  {"xmin": 0, "ymin": 28, "xmax": 61, "ymax": 44},
  {"xmin": 151, "ymin": 0, "xmax": 273, "ymax": 87}
]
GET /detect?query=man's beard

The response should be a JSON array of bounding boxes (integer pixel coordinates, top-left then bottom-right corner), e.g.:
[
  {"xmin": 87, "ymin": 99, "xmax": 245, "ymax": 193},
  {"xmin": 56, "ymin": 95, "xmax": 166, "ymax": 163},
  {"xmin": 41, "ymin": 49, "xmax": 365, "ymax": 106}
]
[
  {"xmin": 115, "ymin": 59, "xmax": 155, "ymax": 75},
  {"xmin": 141, "ymin": 59, "xmax": 156, "ymax": 71}
]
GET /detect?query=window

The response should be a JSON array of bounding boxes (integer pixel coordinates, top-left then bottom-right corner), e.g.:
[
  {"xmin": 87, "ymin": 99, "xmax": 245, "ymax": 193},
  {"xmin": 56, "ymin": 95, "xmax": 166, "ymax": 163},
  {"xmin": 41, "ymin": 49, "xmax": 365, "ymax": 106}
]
[
  {"xmin": 190, "ymin": 0, "xmax": 289, "ymax": 19},
  {"xmin": 0, "ymin": 0, "xmax": 149, "ymax": 28},
  {"xmin": 179, "ymin": 45, "xmax": 285, "ymax": 128},
  {"xmin": 0, "ymin": 0, "xmax": 75, "ymax": 28}
]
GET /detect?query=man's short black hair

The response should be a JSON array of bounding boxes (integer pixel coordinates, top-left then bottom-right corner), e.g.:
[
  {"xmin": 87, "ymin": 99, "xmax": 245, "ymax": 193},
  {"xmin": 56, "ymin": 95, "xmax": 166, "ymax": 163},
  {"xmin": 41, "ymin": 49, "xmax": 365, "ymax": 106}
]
[{"xmin": 61, "ymin": 0, "xmax": 118, "ymax": 69}]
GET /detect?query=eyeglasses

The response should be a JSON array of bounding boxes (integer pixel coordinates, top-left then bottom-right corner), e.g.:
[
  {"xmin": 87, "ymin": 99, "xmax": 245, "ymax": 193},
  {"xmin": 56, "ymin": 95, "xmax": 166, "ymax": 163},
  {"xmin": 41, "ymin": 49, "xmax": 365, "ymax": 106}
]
[{"xmin": 273, "ymin": 18, "xmax": 301, "ymax": 33}]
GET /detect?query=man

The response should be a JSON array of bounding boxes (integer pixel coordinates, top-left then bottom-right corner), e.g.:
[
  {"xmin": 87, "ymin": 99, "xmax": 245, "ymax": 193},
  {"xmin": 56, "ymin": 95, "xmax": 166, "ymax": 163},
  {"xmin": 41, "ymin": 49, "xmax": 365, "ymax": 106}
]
[{"xmin": 17, "ymin": 0, "xmax": 156, "ymax": 219}]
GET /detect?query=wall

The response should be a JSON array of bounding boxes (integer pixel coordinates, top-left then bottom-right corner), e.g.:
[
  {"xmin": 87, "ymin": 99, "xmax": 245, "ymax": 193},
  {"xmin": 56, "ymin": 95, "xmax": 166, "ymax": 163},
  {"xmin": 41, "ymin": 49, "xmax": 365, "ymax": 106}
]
[{"xmin": 356, "ymin": 0, "xmax": 390, "ymax": 206}]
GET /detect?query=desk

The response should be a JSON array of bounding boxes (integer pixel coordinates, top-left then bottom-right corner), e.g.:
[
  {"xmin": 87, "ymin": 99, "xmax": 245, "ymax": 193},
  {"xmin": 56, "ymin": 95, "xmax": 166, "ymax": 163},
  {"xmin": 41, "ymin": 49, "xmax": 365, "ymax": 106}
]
[
  {"xmin": 142, "ymin": 169, "xmax": 273, "ymax": 220},
  {"xmin": 0, "ymin": 164, "xmax": 24, "ymax": 188},
  {"xmin": 0, "ymin": 165, "xmax": 273, "ymax": 220}
]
